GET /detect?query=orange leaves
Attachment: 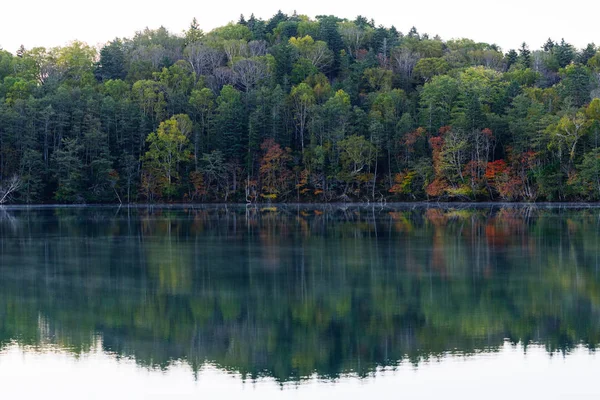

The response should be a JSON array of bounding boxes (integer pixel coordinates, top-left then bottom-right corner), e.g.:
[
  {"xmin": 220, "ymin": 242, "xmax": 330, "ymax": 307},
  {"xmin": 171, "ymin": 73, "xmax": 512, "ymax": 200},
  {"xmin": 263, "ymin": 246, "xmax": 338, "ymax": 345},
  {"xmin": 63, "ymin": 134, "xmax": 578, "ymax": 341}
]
[
  {"xmin": 189, "ymin": 171, "xmax": 206, "ymax": 199},
  {"xmin": 259, "ymin": 139, "xmax": 292, "ymax": 200},
  {"xmin": 520, "ymin": 151, "xmax": 538, "ymax": 169},
  {"xmin": 481, "ymin": 128, "xmax": 494, "ymax": 139},
  {"xmin": 438, "ymin": 125, "xmax": 452, "ymax": 135},
  {"xmin": 389, "ymin": 170, "xmax": 416, "ymax": 195},
  {"xmin": 425, "ymin": 126, "xmax": 451, "ymax": 198},
  {"xmin": 484, "ymin": 157, "xmax": 526, "ymax": 201},
  {"xmin": 259, "ymin": 139, "xmax": 289, "ymax": 175},
  {"xmin": 296, "ymin": 169, "xmax": 311, "ymax": 195},
  {"xmin": 428, "ymin": 136, "xmax": 443, "ymax": 151},
  {"xmin": 426, "ymin": 178, "xmax": 448, "ymax": 197},
  {"xmin": 485, "ymin": 159, "xmax": 507, "ymax": 181},
  {"xmin": 403, "ymin": 127, "xmax": 426, "ymax": 152}
]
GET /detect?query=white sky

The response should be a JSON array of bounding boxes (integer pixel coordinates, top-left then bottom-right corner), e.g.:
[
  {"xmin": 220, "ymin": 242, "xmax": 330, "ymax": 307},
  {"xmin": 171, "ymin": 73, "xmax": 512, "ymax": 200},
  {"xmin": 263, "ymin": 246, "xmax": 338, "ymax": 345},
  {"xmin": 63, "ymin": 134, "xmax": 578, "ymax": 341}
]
[{"xmin": 0, "ymin": 0, "xmax": 598, "ymax": 53}]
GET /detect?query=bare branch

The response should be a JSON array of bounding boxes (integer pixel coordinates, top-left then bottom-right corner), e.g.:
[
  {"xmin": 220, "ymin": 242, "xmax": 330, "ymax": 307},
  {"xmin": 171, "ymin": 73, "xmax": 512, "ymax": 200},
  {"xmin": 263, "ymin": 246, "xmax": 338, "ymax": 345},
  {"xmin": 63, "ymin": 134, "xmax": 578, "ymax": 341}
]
[{"xmin": 0, "ymin": 175, "xmax": 22, "ymax": 205}]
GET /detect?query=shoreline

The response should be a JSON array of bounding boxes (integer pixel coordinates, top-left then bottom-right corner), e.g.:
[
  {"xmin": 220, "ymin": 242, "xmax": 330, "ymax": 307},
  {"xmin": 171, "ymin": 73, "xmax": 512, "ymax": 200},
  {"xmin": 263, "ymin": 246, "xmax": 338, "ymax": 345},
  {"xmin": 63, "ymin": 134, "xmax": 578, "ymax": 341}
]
[{"xmin": 3, "ymin": 201, "xmax": 600, "ymax": 209}]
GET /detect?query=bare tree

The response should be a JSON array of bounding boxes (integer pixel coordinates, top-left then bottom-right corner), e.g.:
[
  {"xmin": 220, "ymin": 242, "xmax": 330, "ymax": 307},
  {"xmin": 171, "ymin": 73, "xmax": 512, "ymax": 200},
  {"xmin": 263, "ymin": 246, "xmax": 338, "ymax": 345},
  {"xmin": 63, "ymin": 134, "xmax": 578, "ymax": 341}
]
[
  {"xmin": 185, "ymin": 43, "xmax": 225, "ymax": 77},
  {"xmin": 207, "ymin": 67, "xmax": 234, "ymax": 93},
  {"xmin": 338, "ymin": 23, "xmax": 366, "ymax": 58},
  {"xmin": 0, "ymin": 175, "xmax": 22, "ymax": 204},
  {"xmin": 391, "ymin": 47, "xmax": 421, "ymax": 82},
  {"xmin": 248, "ymin": 40, "xmax": 268, "ymax": 57},
  {"xmin": 222, "ymin": 40, "xmax": 248, "ymax": 63},
  {"xmin": 130, "ymin": 44, "xmax": 170, "ymax": 69},
  {"xmin": 233, "ymin": 59, "xmax": 269, "ymax": 92},
  {"xmin": 306, "ymin": 41, "xmax": 333, "ymax": 72}
]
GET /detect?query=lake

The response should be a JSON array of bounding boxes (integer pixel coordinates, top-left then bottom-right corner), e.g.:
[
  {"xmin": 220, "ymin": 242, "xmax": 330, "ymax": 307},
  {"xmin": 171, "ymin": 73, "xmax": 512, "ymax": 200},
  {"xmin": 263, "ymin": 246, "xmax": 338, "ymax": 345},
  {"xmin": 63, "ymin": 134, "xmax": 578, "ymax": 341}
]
[{"xmin": 1, "ymin": 204, "xmax": 600, "ymax": 399}]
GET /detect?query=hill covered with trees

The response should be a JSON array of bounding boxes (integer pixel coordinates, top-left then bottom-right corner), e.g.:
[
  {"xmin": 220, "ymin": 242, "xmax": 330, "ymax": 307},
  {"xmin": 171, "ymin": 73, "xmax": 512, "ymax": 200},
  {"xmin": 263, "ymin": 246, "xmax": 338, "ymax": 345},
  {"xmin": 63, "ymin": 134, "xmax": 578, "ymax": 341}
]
[{"xmin": 1, "ymin": 11, "xmax": 600, "ymax": 203}]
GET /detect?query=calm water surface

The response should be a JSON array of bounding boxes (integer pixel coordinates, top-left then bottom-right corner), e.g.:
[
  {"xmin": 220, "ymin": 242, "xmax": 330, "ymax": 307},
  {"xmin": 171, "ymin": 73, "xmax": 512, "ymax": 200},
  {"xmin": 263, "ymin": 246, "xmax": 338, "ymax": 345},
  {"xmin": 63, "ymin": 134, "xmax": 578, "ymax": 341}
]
[{"xmin": 1, "ymin": 204, "xmax": 600, "ymax": 398}]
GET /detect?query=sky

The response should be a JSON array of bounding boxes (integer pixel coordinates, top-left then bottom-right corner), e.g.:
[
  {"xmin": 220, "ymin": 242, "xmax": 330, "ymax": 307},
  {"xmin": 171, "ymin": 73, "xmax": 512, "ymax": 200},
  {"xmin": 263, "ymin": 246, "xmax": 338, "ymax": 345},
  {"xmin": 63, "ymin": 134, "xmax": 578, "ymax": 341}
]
[{"xmin": 0, "ymin": 0, "xmax": 598, "ymax": 53}]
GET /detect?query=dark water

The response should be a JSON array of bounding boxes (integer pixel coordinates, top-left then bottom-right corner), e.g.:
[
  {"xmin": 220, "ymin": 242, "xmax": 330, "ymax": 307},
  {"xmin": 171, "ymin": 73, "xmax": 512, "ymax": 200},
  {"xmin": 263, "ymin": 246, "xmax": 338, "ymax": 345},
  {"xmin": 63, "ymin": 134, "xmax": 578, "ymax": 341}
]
[{"xmin": 1, "ymin": 204, "xmax": 600, "ymax": 398}]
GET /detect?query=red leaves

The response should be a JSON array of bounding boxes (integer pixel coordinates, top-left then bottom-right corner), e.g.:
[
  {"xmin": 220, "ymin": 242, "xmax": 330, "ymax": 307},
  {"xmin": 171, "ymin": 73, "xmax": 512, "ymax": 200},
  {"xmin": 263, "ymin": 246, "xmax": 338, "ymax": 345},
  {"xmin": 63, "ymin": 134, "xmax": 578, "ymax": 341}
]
[
  {"xmin": 438, "ymin": 125, "xmax": 452, "ymax": 135},
  {"xmin": 403, "ymin": 127, "xmax": 425, "ymax": 151},
  {"xmin": 481, "ymin": 128, "xmax": 494, "ymax": 139},
  {"xmin": 485, "ymin": 159, "xmax": 507, "ymax": 181},
  {"xmin": 520, "ymin": 151, "xmax": 538, "ymax": 168},
  {"xmin": 426, "ymin": 178, "xmax": 448, "ymax": 197},
  {"xmin": 485, "ymin": 159, "xmax": 522, "ymax": 200}
]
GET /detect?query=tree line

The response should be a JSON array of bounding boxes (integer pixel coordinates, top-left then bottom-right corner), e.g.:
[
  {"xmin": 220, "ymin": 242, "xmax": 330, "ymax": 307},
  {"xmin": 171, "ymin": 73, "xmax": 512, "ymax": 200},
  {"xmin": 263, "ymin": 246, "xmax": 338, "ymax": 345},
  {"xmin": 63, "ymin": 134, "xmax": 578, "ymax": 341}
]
[{"xmin": 1, "ymin": 11, "xmax": 600, "ymax": 203}]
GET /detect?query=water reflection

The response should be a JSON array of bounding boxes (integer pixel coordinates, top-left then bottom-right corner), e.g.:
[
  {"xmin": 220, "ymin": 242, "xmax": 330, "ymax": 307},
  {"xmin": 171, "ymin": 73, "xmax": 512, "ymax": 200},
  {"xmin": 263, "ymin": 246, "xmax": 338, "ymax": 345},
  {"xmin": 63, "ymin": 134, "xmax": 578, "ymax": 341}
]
[{"xmin": 1, "ymin": 204, "xmax": 600, "ymax": 382}]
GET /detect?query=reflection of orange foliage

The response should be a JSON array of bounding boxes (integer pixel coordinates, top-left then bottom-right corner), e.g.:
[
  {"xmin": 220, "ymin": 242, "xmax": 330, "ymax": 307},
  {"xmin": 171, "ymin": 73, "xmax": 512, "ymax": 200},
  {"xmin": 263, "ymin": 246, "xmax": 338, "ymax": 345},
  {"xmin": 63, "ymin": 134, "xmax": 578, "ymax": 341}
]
[
  {"xmin": 388, "ymin": 212, "xmax": 414, "ymax": 232},
  {"xmin": 431, "ymin": 230, "xmax": 447, "ymax": 276},
  {"xmin": 484, "ymin": 223, "xmax": 508, "ymax": 247},
  {"xmin": 425, "ymin": 209, "xmax": 448, "ymax": 227},
  {"xmin": 296, "ymin": 216, "xmax": 310, "ymax": 237},
  {"xmin": 566, "ymin": 219, "xmax": 578, "ymax": 234}
]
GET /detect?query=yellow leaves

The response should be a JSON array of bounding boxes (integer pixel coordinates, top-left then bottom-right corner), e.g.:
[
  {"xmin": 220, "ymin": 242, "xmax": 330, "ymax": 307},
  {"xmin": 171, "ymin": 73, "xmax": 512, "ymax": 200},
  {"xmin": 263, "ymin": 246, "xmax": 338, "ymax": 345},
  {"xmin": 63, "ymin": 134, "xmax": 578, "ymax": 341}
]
[
  {"xmin": 548, "ymin": 112, "xmax": 589, "ymax": 162},
  {"xmin": 586, "ymin": 98, "xmax": 600, "ymax": 121},
  {"xmin": 389, "ymin": 170, "xmax": 417, "ymax": 194},
  {"xmin": 289, "ymin": 35, "xmax": 315, "ymax": 50},
  {"xmin": 363, "ymin": 67, "xmax": 393, "ymax": 92}
]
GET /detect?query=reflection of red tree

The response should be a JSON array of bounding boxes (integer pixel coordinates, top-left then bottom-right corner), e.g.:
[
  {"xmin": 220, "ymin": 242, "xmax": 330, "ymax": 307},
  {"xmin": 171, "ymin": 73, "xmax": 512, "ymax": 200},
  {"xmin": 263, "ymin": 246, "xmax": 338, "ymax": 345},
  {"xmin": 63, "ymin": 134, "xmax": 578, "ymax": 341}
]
[
  {"xmin": 425, "ymin": 209, "xmax": 448, "ymax": 276},
  {"xmin": 485, "ymin": 222, "xmax": 508, "ymax": 248},
  {"xmin": 258, "ymin": 213, "xmax": 292, "ymax": 270}
]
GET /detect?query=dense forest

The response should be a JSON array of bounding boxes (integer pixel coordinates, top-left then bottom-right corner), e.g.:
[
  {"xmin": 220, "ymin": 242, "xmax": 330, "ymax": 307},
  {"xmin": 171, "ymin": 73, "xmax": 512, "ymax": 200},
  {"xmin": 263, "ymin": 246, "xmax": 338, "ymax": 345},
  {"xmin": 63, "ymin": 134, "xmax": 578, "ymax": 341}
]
[{"xmin": 1, "ymin": 11, "xmax": 600, "ymax": 203}]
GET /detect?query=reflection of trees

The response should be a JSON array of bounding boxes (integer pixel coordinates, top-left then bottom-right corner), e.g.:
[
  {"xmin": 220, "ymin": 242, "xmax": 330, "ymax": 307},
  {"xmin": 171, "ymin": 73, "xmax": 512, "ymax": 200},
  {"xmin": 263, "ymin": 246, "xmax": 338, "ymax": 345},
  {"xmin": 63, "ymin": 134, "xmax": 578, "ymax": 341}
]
[{"xmin": 1, "ymin": 205, "xmax": 600, "ymax": 381}]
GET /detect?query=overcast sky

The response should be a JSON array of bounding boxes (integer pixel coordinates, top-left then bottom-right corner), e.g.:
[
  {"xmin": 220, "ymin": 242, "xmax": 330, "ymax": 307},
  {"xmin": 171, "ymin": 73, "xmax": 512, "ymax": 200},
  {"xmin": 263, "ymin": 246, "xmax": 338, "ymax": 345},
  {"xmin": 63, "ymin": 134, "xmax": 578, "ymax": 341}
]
[{"xmin": 1, "ymin": 0, "xmax": 598, "ymax": 53}]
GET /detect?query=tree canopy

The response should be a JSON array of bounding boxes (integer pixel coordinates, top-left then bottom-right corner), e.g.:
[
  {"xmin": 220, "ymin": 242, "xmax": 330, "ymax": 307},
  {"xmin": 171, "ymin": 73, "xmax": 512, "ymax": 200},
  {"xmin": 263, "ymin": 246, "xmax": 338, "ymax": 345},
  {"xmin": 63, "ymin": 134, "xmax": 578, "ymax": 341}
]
[{"xmin": 1, "ymin": 13, "xmax": 600, "ymax": 203}]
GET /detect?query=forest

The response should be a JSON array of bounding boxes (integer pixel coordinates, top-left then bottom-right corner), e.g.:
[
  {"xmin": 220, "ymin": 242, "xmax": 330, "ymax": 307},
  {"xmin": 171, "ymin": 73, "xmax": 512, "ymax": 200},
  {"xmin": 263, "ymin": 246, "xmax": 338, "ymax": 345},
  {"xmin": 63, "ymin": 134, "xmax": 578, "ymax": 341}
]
[{"xmin": 1, "ymin": 11, "xmax": 600, "ymax": 203}]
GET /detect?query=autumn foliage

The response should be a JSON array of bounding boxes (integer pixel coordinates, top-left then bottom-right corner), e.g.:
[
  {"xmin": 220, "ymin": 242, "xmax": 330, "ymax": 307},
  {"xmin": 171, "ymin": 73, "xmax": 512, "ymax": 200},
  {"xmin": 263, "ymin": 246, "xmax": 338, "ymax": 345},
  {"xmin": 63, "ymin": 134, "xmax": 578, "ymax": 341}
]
[{"xmin": 259, "ymin": 139, "xmax": 292, "ymax": 201}]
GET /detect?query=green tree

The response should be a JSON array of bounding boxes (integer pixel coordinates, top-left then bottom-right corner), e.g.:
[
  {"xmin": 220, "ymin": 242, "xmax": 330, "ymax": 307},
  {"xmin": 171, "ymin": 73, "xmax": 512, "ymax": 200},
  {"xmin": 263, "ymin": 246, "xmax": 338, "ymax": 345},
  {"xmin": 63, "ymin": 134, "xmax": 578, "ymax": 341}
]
[{"xmin": 142, "ymin": 114, "xmax": 193, "ymax": 199}]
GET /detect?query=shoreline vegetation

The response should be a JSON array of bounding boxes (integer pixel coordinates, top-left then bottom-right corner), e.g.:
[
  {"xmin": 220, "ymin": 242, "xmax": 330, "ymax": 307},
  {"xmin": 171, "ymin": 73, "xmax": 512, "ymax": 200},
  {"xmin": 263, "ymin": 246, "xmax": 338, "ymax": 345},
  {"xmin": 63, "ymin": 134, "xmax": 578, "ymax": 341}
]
[{"xmin": 1, "ymin": 12, "xmax": 600, "ymax": 204}]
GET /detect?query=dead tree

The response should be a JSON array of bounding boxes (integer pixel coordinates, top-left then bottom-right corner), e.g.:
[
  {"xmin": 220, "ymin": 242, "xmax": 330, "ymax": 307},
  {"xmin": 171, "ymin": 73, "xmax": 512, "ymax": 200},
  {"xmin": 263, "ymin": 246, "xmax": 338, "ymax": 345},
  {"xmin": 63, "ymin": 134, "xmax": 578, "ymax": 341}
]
[{"xmin": 0, "ymin": 175, "xmax": 22, "ymax": 204}]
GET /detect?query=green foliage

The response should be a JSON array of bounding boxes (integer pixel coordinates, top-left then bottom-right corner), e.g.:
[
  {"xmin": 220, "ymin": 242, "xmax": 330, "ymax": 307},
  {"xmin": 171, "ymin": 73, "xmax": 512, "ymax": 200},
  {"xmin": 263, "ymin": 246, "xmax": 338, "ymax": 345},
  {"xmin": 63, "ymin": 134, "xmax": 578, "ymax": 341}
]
[
  {"xmin": 1, "ymin": 12, "xmax": 600, "ymax": 203},
  {"xmin": 142, "ymin": 114, "xmax": 193, "ymax": 199}
]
